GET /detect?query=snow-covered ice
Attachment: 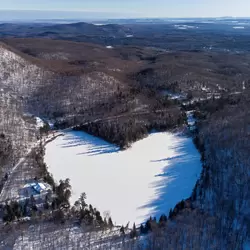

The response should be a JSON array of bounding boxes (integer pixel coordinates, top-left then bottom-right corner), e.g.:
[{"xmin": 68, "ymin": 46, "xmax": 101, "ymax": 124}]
[{"xmin": 45, "ymin": 130, "xmax": 201, "ymax": 226}]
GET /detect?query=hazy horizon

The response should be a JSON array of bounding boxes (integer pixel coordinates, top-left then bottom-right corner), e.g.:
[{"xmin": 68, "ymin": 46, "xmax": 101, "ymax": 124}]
[
  {"xmin": 0, "ymin": 10, "xmax": 249, "ymax": 23},
  {"xmin": 0, "ymin": 1, "xmax": 250, "ymax": 21}
]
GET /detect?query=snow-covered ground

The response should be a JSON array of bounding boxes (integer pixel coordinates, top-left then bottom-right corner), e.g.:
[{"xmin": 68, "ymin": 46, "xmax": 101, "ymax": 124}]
[
  {"xmin": 160, "ymin": 90, "xmax": 186, "ymax": 100},
  {"xmin": 45, "ymin": 131, "xmax": 202, "ymax": 226},
  {"xmin": 12, "ymin": 224, "xmax": 130, "ymax": 250},
  {"xmin": 36, "ymin": 117, "xmax": 45, "ymax": 129}
]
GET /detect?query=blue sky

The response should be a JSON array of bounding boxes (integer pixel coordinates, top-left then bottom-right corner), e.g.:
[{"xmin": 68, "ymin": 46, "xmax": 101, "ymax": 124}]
[{"xmin": 0, "ymin": 0, "xmax": 249, "ymax": 18}]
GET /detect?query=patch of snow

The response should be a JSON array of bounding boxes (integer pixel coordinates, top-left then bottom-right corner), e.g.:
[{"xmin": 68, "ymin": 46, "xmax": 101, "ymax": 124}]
[
  {"xmin": 233, "ymin": 26, "xmax": 245, "ymax": 29},
  {"xmin": 230, "ymin": 91, "xmax": 242, "ymax": 95},
  {"xmin": 36, "ymin": 117, "xmax": 45, "ymax": 129},
  {"xmin": 201, "ymin": 21, "xmax": 215, "ymax": 24},
  {"xmin": 19, "ymin": 217, "xmax": 31, "ymax": 222},
  {"xmin": 174, "ymin": 25, "xmax": 198, "ymax": 30},
  {"xmin": 125, "ymin": 34, "xmax": 134, "ymax": 38},
  {"xmin": 186, "ymin": 111, "xmax": 196, "ymax": 127},
  {"xmin": 243, "ymin": 81, "xmax": 246, "ymax": 90},
  {"xmin": 177, "ymin": 27, "xmax": 187, "ymax": 30},
  {"xmin": 106, "ymin": 46, "xmax": 113, "ymax": 49},
  {"xmin": 161, "ymin": 90, "xmax": 186, "ymax": 100},
  {"xmin": 45, "ymin": 130, "xmax": 202, "ymax": 226},
  {"xmin": 182, "ymin": 93, "xmax": 222, "ymax": 106},
  {"xmin": 217, "ymin": 84, "xmax": 226, "ymax": 91},
  {"xmin": 238, "ymin": 22, "xmax": 250, "ymax": 25},
  {"xmin": 201, "ymin": 86, "xmax": 210, "ymax": 92},
  {"xmin": 206, "ymin": 93, "xmax": 221, "ymax": 100}
]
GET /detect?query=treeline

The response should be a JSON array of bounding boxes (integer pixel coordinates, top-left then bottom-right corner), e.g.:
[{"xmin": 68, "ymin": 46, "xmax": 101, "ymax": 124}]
[
  {"xmin": 182, "ymin": 93, "xmax": 243, "ymax": 117},
  {"xmin": 1, "ymin": 178, "xmax": 112, "ymax": 231},
  {"xmin": 2, "ymin": 195, "xmax": 41, "ymax": 222},
  {"xmin": 119, "ymin": 199, "xmax": 192, "ymax": 240},
  {"xmin": 0, "ymin": 133, "xmax": 13, "ymax": 193},
  {"xmin": 186, "ymin": 95, "xmax": 250, "ymax": 248},
  {"xmin": 31, "ymin": 143, "xmax": 56, "ymax": 190},
  {"xmin": 0, "ymin": 133, "xmax": 12, "ymax": 167},
  {"xmin": 74, "ymin": 111, "xmax": 185, "ymax": 148},
  {"xmin": 74, "ymin": 119, "xmax": 148, "ymax": 149}
]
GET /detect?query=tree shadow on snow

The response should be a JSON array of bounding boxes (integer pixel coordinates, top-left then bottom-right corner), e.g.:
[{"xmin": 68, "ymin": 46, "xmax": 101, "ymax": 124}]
[
  {"xmin": 138, "ymin": 136, "xmax": 202, "ymax": 223},
  {"xmin": 60, "ymin": 130, "xmax": 119, "ymax": 156}
]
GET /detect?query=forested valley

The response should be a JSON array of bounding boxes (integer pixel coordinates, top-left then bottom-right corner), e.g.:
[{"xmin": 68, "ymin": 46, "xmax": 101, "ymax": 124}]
[{"xmin": 0, "ymin": 22, "xmax": 250, "ymax": 249}]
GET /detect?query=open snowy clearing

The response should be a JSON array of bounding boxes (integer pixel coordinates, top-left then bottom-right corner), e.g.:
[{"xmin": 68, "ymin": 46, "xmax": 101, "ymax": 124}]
[{"xmin": 45, "ymin": 130, "xmax": 201, "ymax": 226}]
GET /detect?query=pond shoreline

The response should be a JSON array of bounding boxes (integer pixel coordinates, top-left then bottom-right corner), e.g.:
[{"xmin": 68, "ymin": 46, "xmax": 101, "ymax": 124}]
[{"xmin": 44, "ymin": 129, "xmax": 202, "ymax": 226}]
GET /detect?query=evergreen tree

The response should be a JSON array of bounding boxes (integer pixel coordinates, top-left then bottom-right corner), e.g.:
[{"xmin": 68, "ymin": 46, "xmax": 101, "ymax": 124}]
[
  {"xmin": 140, "ymin": 224, "xmax": 145, "ymax": 234},
  {"xmin": 108, "ymin": 217, "xmax": 113, "ymax": 228},
  {"xmin": 104, "ymin": 218, "xmax": 108, "ymax": 227},
  {"xmin": 23, "ymin": 198, "xmax": 29, "ymax": 217},
  {"xmin": 79, "ymin": 192, "xmax": 87, "ymax": 210},
  {"xmin": 3, "ymin": 203, "xmax": 15, "ymax": 222},
  {"xmin": 120, "ymin": 226, "xmax": 125, "ymax": 235},
  {"xmin": 53, "ymin": 209, "xmax": 65, "ymax": 223},
  {"xmin": 89, "ymin": 204, "xmax": 94, "ymax": 215},
  {"xmin": 159, "ymin": 214, "xmax": 167, "ymax": 223},
  {"xmin": 12, "ymin": 201, "xmax": 21, "ymax": 219},
  {"xmin": 145, "ymin": 219, "xmax": 152, "ymax": 233},
  {"xmin": 180, "ymin": 200, "xmax": 185, "ymax": 209},
  {"xmin": 95, "ymin": 211, "xmax": 103, "ymax": 225},
  {"xmin": 169, "ymin": 208, "xmax": 173, "ymax": 219},
  {"xmin": 30, "ymin": 195, "xmax": 36, "ymax": 207},
  {"xmin": 51, "ymin": 199, "xmax": 57, "ymax": 210},
  {"xmin": 56, "ymin": 179, "xmax": 72, "ymax": 205},
  {"xmin": 130, "ymin": 223, "xmax": 137, "ymax": 239},
  {"xmin": 159, "ymin": 214, "xmax": 167, "ymax": 228}
]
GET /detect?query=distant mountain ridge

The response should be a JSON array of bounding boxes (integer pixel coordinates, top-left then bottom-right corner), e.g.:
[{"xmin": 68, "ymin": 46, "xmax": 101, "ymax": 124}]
[
  {"xmin": 0, "ymin": 20, "xmax": 250, "ymax": 52},
  {"xmin": 0, "ymin": 21, "xmax": 132, "ymax": 38}
]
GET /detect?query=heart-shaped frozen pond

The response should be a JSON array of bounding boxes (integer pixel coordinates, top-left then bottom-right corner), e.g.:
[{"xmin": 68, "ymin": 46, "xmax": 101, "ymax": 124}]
[{"xmin": 45, "ymin": 130, "xmax": 201, "ymax": 226}]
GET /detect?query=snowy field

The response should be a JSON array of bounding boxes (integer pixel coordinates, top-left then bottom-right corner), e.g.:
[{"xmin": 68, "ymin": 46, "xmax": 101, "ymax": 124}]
[{"xmin": 44, "ymin": 130, "xmax": 201, "ymax": 226}]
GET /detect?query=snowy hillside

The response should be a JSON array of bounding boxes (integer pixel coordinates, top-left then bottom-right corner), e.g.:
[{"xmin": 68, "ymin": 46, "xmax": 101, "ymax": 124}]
[
  {"xmin": 45, "ymin": 130, "xmax": 202, "ymax": 226},
  {"xmin": 0, "ymin": 44, "xmax": 123, "ymax": 123},
  {"xmin": 0, "ymin": 44, "xmax": 47, "ymax": 96}
]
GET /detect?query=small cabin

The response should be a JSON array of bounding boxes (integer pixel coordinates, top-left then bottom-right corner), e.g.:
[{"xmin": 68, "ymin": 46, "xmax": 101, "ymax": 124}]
[{"xmin": 32, "ymin": 183, "xmax": 47, "ymax": 194}]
